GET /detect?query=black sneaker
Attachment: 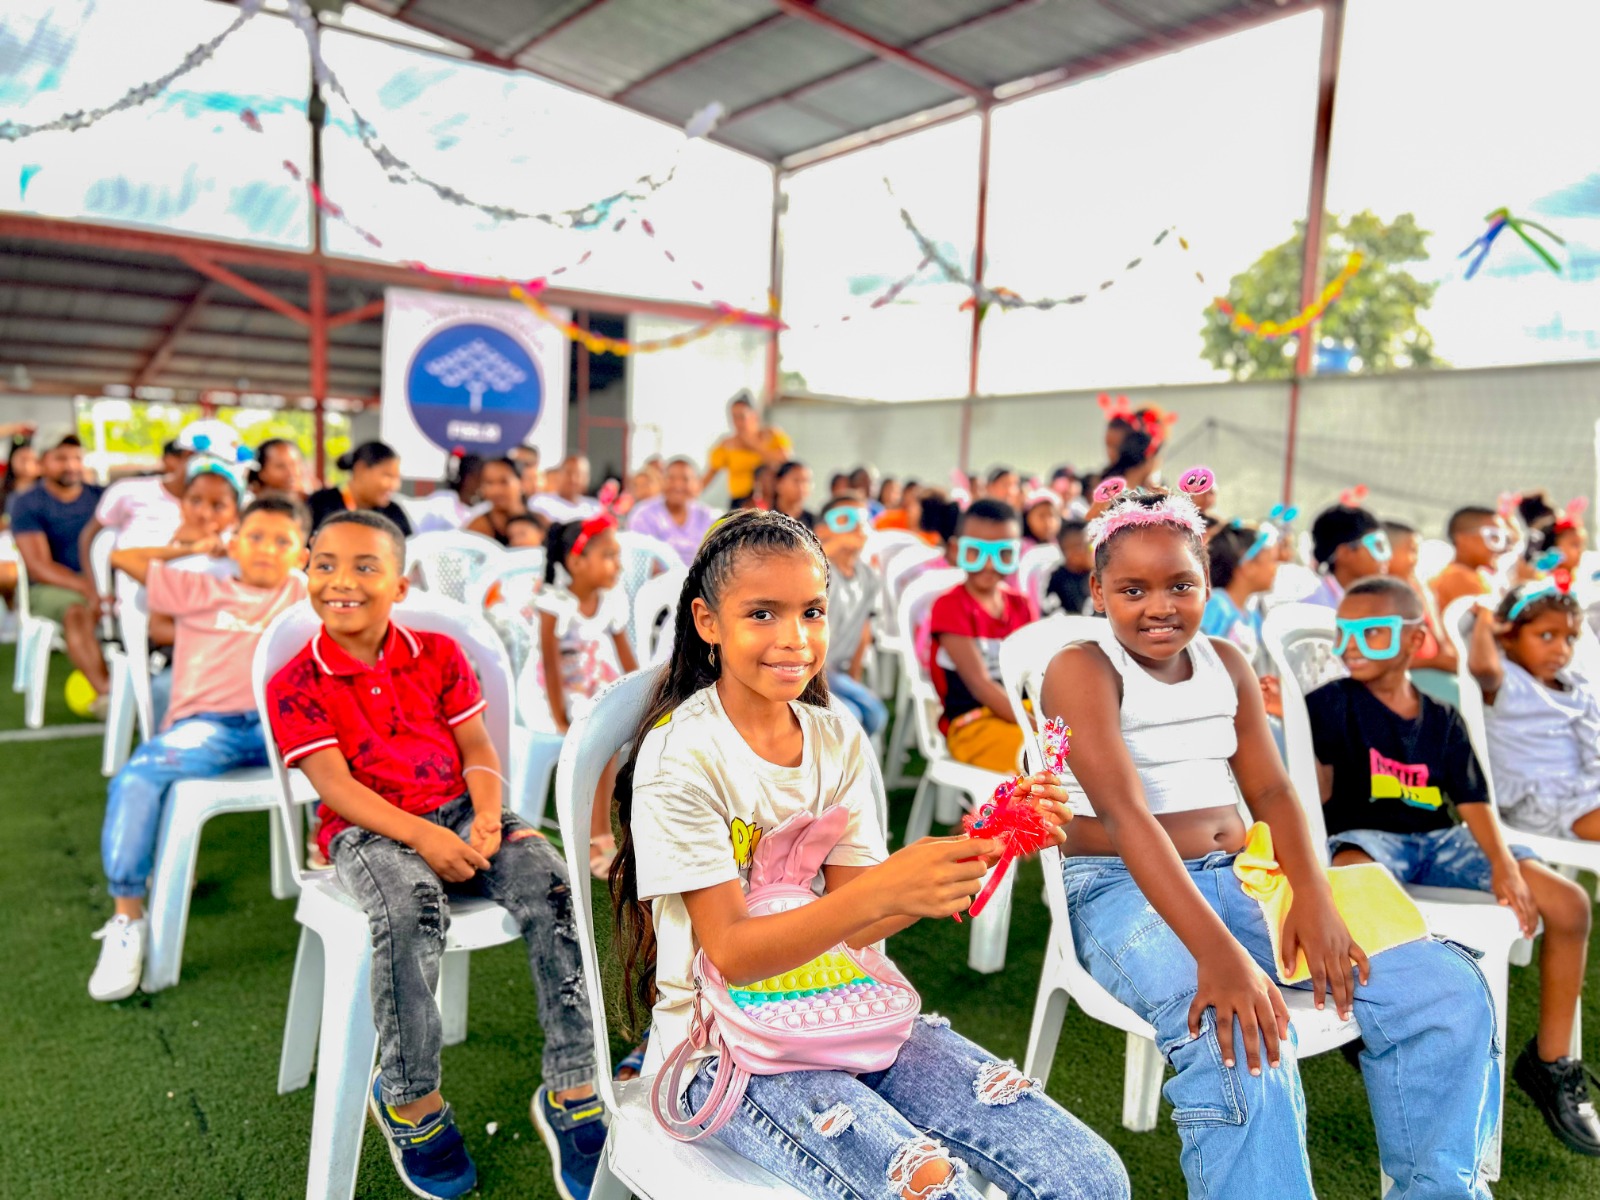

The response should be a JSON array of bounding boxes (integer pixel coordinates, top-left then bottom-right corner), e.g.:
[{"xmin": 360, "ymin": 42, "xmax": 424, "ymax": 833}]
[{"xmin": 1513, "ymin": 1037, "xmax": 1600, "ymax": 1157}]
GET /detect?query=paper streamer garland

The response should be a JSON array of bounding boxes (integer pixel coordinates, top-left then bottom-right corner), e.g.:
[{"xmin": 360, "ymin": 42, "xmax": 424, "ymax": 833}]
[
  {"xmin": 1, "ymin": 0, "xmax": 264, "ymax": 142},
  {"xmin": 284, "ymin": 0, "xmax": 710, "ymax": 231},
  {"xmin": 1212, "ymin": 253, "xmax": 1363, "ymax": 340},
  {"xmin": 510, "ymin": 284, "xmax": 779, "ymax": 356}
]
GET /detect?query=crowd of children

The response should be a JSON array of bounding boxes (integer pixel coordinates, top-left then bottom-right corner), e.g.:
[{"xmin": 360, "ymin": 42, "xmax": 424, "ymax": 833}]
[{"xmin": 6, "ymin": 396, "xmax": 1600, "ymax": 1200}]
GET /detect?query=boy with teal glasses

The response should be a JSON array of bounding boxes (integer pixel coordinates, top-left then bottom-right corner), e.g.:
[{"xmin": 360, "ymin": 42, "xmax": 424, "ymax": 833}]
[
  {"xmin": 817, "ymin": 494, "xmax": 886, "ymax": 736},
  {"xmin": 927, "ymin": 498, "xmax": 1037, "ymax": 773},
  {"xmin": 1306, "ymin": 576, "xmax": 1599, "ymax": 1157}
]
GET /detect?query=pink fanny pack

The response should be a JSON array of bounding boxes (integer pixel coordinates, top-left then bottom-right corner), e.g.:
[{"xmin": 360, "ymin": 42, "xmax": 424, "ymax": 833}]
[{"xmin": 650, "ymin": 804, "xmax": 920, "ymax": 1141}]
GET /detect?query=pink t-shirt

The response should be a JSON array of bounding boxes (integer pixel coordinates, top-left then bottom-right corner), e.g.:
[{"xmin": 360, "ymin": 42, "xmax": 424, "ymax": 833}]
[{"xmin": 145, "ymin": 561, "xmax": 308, "ymax": 729}]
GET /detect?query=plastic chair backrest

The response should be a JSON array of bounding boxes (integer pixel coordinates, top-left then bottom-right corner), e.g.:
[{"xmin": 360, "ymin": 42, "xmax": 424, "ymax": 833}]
[
  {"xmin": 862, "ymin": 529, "xmax": 920, "ymax": 574},
  {"xmin": 998, "ymin": 615, "xmax": 1103, "ymax": 753},
  {"xmin": 1018, "ymin": 543, "xmax": 1064, "ymax": 610},
  {"xmin": 119, "ymin": 555, "xmax": 237, "ymax": 738},
  {"xmin": 631, "ymin": 566, "xmax": 686, "ymax": 667},
  {"xmin": 1267, "ymin": 562, "xmax": 1321, "ymax": 607},
  {"xmin": 1261, "ymin": 603, "xmax": 1343, "ymax": 851},
  {"xmin": 12, "ymin": 545, "xmax": 31, "ymax": 623},
  {"xmin": 554, "ymin": 666, "xmax": 891, "ymax": 1114},
  {"xmin": 90, "ymin": 528, "xmax": 117, "ymax": 640},
  {"xmin": 464, "ymin": 552, "xmax": 547, "ymax": 681},
  {"xmin": 615, "ymin": 531, "xmax": 678, "ymax": 611},
  {"xmin": 879, "ymin": 544, "xmax": 943, "ymax": 640},
  {"xmin": 1417, "ymin": 538, "xmax": 1454, "ymax": 585},
  {"xmin": 252, "ymin": 591, "xmax": 516, "ymax": 887},
  {"xmin": 894, "ymin": 567, "xmax": 965, "ymax": 760},
  {"xmin": 406, "ymin": 531, "xmax": 508, "ymax": 604}
]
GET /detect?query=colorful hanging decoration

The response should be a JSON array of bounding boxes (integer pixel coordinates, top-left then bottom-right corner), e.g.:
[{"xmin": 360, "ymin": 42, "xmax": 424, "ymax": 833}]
[
  {"xmin": 1, "ymin": 0, "xmax": 264, "ymax": 142},
  {"xmin": 285, "ymin": 0, "xmax": 713, "ymax": 231},
  {"xmin": 1213, "ymin": 253, "xmax": 1363, "ymax": 340},
  {"xmin": 1459, "ymin": 207, "xmax": 1564, "ymax": 279},
  {"xmin": 511, "ymin": 284, "xmax": 780, "ymax": 357},
  {"xmin": 281, "ymin": 160, "xmax": 383, "ymax": 249},
  {"xmin": 889, "ymin": 178, "xmax": 1206, "ymax": 311}
]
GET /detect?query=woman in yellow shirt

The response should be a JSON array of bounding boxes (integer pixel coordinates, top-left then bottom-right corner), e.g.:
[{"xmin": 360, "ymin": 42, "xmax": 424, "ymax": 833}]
[{"xmin": 703, "ymin": 394, "xmax": 792, "ymax": 502}]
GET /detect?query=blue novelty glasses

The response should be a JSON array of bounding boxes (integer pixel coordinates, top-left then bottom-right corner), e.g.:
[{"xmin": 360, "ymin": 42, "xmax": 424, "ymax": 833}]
[
  {"xmin": 1353, "ymin": 530, "xmax": 1392, "ymax": 564},
  {"xmin": 956, "ymin": 536, "xmax": 1021, "ymax": 575},
  {"xmin": 822, "ymin": 506, "xmax": 867, "ymax": 534},
  {"xmin": 1334, "ymin": 615, "xmax": 1422, "ymax": 660}
]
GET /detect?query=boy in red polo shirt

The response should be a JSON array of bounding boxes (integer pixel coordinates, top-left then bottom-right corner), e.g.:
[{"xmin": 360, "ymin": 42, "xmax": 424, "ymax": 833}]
[
  {"xmin": 266, "ymin": 512, "xmax": 604, "ymax": 1200},
  {"xmin": 928, "ymin": 498, "xmax": 1037, "ymax": 773}
]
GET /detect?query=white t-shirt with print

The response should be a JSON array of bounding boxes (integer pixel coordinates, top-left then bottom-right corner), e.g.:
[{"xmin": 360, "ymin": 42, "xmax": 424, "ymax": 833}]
[
  {"xmin": 630, "ymin": 683, "xmax": 889, "ymax": 1082},
  {"xmin": 95, "ymin": 476, "xmax": 184, "ymax": 548},
  {"xmin": 529, "ymin": 584, "xmax": 630, "ymax": 728}
]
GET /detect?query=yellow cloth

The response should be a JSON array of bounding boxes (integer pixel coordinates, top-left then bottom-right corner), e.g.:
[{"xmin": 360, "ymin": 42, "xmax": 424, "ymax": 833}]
[
  {"xmin": 709, "ymin": 430, "xmax": 792, "ymax": 499},
  {"xmin": 1232, "ymin": 822, "xmax": 1429, "ymax": 984},
  {"xmin": 946, "ymin": 708, "xmax": 1026, "ymax": 774}
]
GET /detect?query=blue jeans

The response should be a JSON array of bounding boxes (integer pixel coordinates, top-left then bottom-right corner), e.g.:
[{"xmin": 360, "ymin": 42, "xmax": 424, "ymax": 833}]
[
  {"xmin": 1329, "ymin": 824, "xmax": 1537, "ymax": 891},
  {"xmin": 687, "ymin": 1017, "xmax": 1128, "ymax": 1199},
  {"xmin": 1064, "ymin": 852, "xmax": 1498, "ymax": 1200},
  {"xmin": 828, "ymin": 670, "xmax": 887, "ymax": 737},
  {"xmin": 102, "ymin": 712, "xmax": 268, "ymax": 899}
]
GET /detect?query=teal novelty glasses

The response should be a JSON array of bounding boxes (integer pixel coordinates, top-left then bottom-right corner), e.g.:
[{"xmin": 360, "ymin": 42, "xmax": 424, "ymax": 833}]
[
  {"xmin": 956, "ymin": 536, "xmax": 1021, "ymax": 575},
  {"xmin": 1334, "ymin": 615, "xmax": 1423, "ymax": 660},
  {"xmin": 822, "ymin": 506, "xmax": 868, "ymax": 534},
  {"xmin": 1346, "ymin": 529, "xmax": 1392, "ymax": 564}
]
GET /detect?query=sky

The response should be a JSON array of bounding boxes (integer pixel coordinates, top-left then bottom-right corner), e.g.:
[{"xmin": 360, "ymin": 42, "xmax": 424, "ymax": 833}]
[{"xmin": 2, "ymin": 0, "xmax": 1598, "ymax": 401}]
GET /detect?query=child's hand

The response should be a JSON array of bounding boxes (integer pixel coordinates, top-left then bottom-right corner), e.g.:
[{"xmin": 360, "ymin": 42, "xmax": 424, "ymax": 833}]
[
  {"xmin": 873, "ymin": 836, "xmax": 999, "ymax": 920},
  {"xmin": 1010, "ymin": 772, "xmax": 1073, "ymax": 850},
  {"xmin": 1192, "ymin": 941, "xmax": 1290, "ymax": 1077},
  {"xmin": 414, "ymin": 825, "xmax": 492, "ymax": 883},
  {"xmin": 468, "ymin": 816, "xmax": 502, "ymax": 862},
  {"xmin": 1259, "ymin": 675, "xmax": 1283, "ymax": 718},
  {"xmin": 1279, "ymin": 890, "xmax": 1370, "ymax": 1019},
  {"xmin": 1491, "ymin": 858, "xmax": 1538, "ymax": 937}
]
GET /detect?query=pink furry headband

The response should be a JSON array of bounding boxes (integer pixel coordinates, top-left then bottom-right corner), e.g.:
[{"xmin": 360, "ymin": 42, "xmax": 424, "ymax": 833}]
[{"xmin": 1086, "ymin": 466, "xmax": 1212, "ymax": 550}]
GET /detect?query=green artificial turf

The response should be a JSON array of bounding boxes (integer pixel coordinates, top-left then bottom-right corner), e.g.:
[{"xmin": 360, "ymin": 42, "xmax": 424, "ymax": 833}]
[{"xmin": 2, "ymin": 643, "xmax": 1598, "ymax": 1198}]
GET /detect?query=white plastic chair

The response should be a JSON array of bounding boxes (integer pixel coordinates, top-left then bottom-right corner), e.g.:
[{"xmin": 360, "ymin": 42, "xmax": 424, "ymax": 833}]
[
  {"xmin": 125, "ymin": 561, "xmax": 301, "ymax": 992},
  {"xmin": 1265, "ymin": 561, "xmax": 1321, "ymax": 609},
  {"xmin": 876, "ymin": 544, "xmax": 945, "ymax": 772},
  {"xmin": 994, "ymin": 616, "xmax": 1371, "ymax": 1162},
  {"xmin": 1264, "ymin": 601, "xmax": 1520, "ymax": 1179},
  {"xmin": 1442, "ymin": 595, "xmax": 1600, "ymax": 923},
  {"xmin": 554, "ymin": 666, "xmax": 885, "ymax": 1200},
  {"xmin": 12, "ymin": 554, "xmax": 63, "ymax": 728},
  {"xmin": 631, "ymin": 566, "xmax": 686, "ymax": 668},
  {"xmin": 405, "ymin": 530, "xmax": 508, "ymax": 604},
  {"xmin": 861, "ymin": 528, "xmax": 921, "ymax": 575},
  {"xmin": 616, "ymin": 531, "xmax": 678, "ymax": 612},
  {"xmin": 1417, "ymin": 537, "xmax": 1454, "ymax": 585},
  {"xmin": 891, "ymin": 567, "xmax": 1018, "ymax": 973},
  {"xmin": 1018, "ymin": 543, "xmax": 1063, "ymax": 612},
  {"xmin": 255, "ymin": 591, "xmax": 526, "ymax": 1200}
]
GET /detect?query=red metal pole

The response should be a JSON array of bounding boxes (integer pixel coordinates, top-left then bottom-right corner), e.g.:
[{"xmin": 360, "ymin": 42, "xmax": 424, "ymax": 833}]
[
  {"xmin": 764, "ymin": 166, "xmax": 784, "ymax": 405},
  {"xmin": 959, "ymin": 106, "xmax": 993, "ymax": 475},
  {"xmin": 1283, "ymin": 0, "xmax": 1344, "ymax": 505},
  {"xmin": 576, "ymin": 311, "xmax": 591, "ymax": 456}
]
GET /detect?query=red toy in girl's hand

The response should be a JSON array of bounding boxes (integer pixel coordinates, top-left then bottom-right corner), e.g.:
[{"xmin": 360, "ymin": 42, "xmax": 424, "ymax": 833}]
[{"xmin": 959, "ymin": 718, "xmax": 1071, "ymax": 919}]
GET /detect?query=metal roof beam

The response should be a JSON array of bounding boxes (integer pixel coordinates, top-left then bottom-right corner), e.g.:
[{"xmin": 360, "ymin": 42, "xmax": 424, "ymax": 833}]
[
  {"xmin": 327, "ymin": 296, "xmax": 387, "ymax": 329},
  {"xmin": 503, "ymin": 0, "xmax": 616, "ymax": 60},
  {"xmin": 179, "ymin": 253, "xmax": 310, "ymax": 326},
  {"xmin": 613, "ymin": 12, "xmax": 787, "ymax": 101},
  {"xmin": 768, "ymin": 0, "xmax": 989, "ymax": 102},
  {"xmin": 132, "ymin": 282, "xmax": 217, "ymax": 388}
]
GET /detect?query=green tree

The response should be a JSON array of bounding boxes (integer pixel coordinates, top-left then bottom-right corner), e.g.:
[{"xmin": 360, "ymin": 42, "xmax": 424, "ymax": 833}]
[{"xmin": 1200, "ymin": 210, "xmax": 1443, "ymax": 380}]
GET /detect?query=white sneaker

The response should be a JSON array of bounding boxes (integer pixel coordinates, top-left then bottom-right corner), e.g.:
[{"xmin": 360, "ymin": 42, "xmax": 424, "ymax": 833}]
[{"xmin": 88, "ymin": 915, "xmax": 146, "ymax": 1001}]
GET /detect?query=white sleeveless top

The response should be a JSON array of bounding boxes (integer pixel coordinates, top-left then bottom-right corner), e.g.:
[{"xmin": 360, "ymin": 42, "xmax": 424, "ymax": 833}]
[{"xmin": 1061, "ymin": 626, "xmax": 1240, "ymax": 817}]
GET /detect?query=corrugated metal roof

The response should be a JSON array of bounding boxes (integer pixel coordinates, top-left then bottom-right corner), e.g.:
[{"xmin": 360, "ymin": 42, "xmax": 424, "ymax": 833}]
[{"xmin": 352, "ymin": 0, "xmax": 1322, "ymax": 164}]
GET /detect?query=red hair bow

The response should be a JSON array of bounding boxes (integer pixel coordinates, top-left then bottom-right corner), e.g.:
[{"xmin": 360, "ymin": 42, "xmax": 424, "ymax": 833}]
[{"xmin": 570, "ymin": 512, "xmax": 617, "ymax": 558}]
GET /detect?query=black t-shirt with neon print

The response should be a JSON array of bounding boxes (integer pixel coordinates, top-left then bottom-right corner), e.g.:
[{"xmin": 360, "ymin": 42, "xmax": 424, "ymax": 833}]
[{"xmin": 1305, "ymin": 677, "xmax": 1489, "ymax": 837}]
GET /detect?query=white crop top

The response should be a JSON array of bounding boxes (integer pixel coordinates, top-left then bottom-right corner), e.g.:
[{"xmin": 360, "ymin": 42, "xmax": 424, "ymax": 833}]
[{"xmin": 1061, "ymin": 626, "xmax": 1240, "ymax": 817}]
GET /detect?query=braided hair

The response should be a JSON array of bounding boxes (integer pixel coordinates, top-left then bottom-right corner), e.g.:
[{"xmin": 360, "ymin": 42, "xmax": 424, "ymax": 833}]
[{"xmin": 609, "ymin": 508, "xmax": 830, "ymax": 1031}]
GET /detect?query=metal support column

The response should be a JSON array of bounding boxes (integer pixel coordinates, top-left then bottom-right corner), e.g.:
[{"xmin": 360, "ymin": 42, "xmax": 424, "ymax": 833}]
[
  {"xmin": 959, "ymin": 105, "xmax": 993, "ymax": 475},
  {"xmin": 1283, "ymin": 0, "xmax": 1345, "ymax": 504},
  {"xmin": 764, "ymin": 165, "xmax": 785, "ymax": 406}
]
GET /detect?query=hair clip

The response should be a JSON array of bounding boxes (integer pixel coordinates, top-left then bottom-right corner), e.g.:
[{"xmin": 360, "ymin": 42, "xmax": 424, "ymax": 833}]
[
  {"xmin": 1339, "ymin": 484, "xmax": 1369, "ymax": 508},
  {"xmin": 450, "ymin": 445, "xmax": 465, "ymax": 458},
  {"xmin": 1178, "ymin": 465, "xmax": 1214, "ymax": 495},
  {"xmin": 1092, "ymin": 476, "xmax": 1127, "ymax": 505}
]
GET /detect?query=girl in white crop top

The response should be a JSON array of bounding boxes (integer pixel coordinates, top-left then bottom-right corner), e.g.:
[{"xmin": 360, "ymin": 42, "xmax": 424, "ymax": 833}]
[{"xmin": 1036, "ymin": 478, "xmax": 1499, "ymax": 1200}]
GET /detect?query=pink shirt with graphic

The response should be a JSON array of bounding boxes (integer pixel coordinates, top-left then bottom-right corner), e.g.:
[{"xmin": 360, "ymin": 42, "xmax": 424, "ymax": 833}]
[{"xmin": 145, "ymin": 561, "xmax": 308, "ymax": 728}]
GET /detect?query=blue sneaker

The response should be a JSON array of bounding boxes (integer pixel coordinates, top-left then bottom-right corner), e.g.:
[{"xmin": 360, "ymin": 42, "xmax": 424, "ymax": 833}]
[
  {"xmin": 531, "ymin": 1085, "xmax": 607, "ymax": 1200},
  {"xmin": 367, "ymin": 1071, "xmax": 478, "ymax": 1199}
]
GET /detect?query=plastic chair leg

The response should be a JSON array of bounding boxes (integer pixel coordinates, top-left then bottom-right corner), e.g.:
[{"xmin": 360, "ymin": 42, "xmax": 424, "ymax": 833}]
[
  {"xmin": 904, "ymin": 778, "xmax": 936, "ymax": 846},
  {"xmin": 966, "ymin": 862, "xmax": 1014, "ymax": 974},
  {"xmin": 438, "ymin": 950, "xmax": 470, "ymax": 1047},
  {"xmin": 590, "ymin": 1149, "xmax": 630, "ymax": 1200},
  {"xmin": 23, "ymin": 621, "xmax": 52, "ymax": 729},
  {"xmin": 513, "ymin": 737, "xmax": 563, "ymax": 831},
  {"xmin": 1510, "ymin": 936, "xmax": 1534, "ymax": 967},
  {"xmin": 884, "ymin": 676, "xmax": 915, "ymax": 790},
  {"xmin": 268, "ymin": 812, "xmax": 299, "ymax": 902},
  {"xmin": 1121, "ymin": 1033, "xmax": 1165, "ymax": 1133},
  {"xmin": 934, "ymin": 782, "xmax": 963, "ymax": 826},
  {"xmin": 1476, "ymin": 940, "xmax": 1511, "ymax": 1183},
  {"xmin": 305, "ymin": 937, "xmax": 378, "ymax": 1200},
  {"xmin": 280, "ymin": 927, "xmax": 326, "ymax": 1094},
  {"xmin": 1573, "ymin": 998, "xmax": 1584, "ymax": 1061},
  {"xmin": 1022, "ymin": 970, "xmax": 1070, "ymax": 1083},
  {"xmin": 102, "ymin": 650, "xmax": 133, "ymax": 777},
  {"xmin": 10, "ymin": 619, "xmax": 27, "ymax": 693},
  {"xmin": 142, "ymin": 797, "xmax": 207, "ymax": 993}
]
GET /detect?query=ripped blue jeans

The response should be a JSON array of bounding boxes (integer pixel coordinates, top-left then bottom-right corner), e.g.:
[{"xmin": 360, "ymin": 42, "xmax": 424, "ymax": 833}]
[
  {"xmin": 102, "ymin": 711, "xmax": 268, "ymax": 898},
  {"xmin": 686, "ymin": 1017, "xmax": 1129, "ymax": 1200},
  {"xmin": 331, "ymin": 796, "xmax": 595, "ymax": 1106},
  {"xmin": 1064, "ymin": 852, "xmax": 1499, "ymax": 1200}
]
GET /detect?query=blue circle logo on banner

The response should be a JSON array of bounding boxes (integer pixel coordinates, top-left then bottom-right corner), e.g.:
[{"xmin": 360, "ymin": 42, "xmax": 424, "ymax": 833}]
[{"xmin": 405, "ymin": 322, "xmax": 543, "ymax": 455}]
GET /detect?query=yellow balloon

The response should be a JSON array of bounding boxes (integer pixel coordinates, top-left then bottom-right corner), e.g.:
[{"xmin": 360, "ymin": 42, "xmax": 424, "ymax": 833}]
[{"xmin": 64, "ymin": 669, "xmax": 98, "ymax": 718}]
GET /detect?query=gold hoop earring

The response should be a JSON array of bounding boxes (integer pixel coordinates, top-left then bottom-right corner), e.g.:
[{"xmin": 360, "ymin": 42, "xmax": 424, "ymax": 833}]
[{"xmin": 708, "ymin": 644, "xmax": 718, "ymax": 671}]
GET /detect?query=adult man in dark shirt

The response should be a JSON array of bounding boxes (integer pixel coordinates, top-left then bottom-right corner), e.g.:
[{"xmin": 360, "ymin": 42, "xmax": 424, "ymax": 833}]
[{"xmin": 9, "ymin": 435, "xmax": 109, "ymax": 705}]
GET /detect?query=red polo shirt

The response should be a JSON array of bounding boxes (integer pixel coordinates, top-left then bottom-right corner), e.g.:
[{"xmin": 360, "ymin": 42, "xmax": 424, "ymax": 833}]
[{"xmin": 266, "ymin": 622, "xmax": 487, "ymax": 857}]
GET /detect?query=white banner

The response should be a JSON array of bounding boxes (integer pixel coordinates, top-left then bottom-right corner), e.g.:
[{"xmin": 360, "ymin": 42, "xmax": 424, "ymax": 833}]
[{"xmin": 380, "ymin": 287, "xmax": 568, "ymax": 480}]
